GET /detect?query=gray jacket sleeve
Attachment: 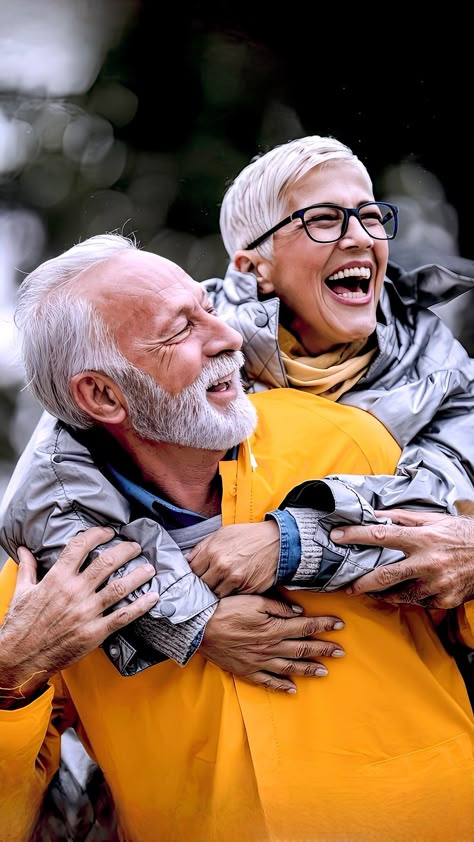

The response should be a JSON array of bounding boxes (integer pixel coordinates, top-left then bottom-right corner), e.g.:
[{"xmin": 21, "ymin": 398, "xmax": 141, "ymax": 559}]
[
  {"xmin": 278, "ymin": 473, "xmax": 443, "ymax": 591},
  {"xmin": 0, "ymin": 413, "xmax": 218, "ymax": 671},
  {"xmin": 279, "ymin": 287, "xmax": 474, "ymax": 592}
]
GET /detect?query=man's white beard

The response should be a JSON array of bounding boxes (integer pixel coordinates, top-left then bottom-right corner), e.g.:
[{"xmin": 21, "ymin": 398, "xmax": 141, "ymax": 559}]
[{"xmin": 125, "ymin": 351, "xmax": 258, "ymax": 450}]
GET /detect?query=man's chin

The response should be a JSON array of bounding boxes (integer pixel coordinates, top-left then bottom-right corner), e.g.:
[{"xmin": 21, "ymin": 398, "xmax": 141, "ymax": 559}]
[{"xmin": 194, "ymin": 397, "xmax": 258, "ymax": 451}]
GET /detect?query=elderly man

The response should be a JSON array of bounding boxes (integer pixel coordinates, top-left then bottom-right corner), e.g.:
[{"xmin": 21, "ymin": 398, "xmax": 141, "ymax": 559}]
[{"xmin": 0, "ymin": 238, "xmax": 473, "ymax": 842}]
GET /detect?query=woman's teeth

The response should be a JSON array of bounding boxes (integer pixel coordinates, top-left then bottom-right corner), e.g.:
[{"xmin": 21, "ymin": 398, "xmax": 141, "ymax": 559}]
[{"xmin": 326, "ymin": 267, "xmax": 371, "ymax": 297}]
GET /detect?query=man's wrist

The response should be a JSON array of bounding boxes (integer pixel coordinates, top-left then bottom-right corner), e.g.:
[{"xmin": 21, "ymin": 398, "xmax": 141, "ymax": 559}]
[
  {"xmin": 0, "ymin": 644, "xmax": 50, "ymax": 708},
  {"xmin": 0, "ymin": 683, "xmax": 50, "ymax": 710},
  {"xmin": 0, "ymin": 670, "xmax": 50, "ymax": 709}
]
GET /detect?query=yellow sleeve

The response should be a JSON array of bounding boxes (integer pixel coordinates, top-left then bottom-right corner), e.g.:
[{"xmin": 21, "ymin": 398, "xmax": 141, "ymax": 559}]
[
  {"xmin": 455, "ymin": 601, "xmax": 474, "ymax": 649},
  {"xmin": 0, "ymin": 561, "xmax": 77, "ymax": 841},
  {"xmin": 0, "ymin": 671, "xmax": 78, "ymax": 841}
]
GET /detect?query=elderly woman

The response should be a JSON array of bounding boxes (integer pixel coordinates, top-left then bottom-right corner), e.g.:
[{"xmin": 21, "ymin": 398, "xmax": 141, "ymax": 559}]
[{"xmin": 190, "ymin": 135, "xmax": 474, "ymax": 608}]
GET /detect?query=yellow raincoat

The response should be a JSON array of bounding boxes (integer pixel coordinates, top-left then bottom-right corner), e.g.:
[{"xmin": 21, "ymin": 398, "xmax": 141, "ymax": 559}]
[{"xmin": 1, "ymin": 390, "xmax": 473, "ymax": 841}]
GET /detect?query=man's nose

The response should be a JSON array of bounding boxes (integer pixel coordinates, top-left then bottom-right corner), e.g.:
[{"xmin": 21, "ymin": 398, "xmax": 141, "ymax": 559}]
[{"xmin": 204, "ymin": 313, "xmax": 243, "ymax": 356}]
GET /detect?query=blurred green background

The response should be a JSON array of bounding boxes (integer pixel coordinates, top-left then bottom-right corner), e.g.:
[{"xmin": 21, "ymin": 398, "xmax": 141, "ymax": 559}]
[{"xmin": 1, "ymin": 1, "xmax": 473, "ymax": 527}]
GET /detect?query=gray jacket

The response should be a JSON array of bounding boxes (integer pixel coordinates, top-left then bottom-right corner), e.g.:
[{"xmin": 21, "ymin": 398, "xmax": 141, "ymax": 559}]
[
  {"xmin": 1, "ymin": 261, "xmax": 473, "ymax": 674},
  {"xmin": 202, "ymin": 260, "xmax": 474, "ymax": 592}
]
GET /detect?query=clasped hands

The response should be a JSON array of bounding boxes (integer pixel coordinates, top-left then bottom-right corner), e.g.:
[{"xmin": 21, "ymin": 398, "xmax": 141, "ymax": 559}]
[
  {"xmin": 186, "ymin": 510, "xmax": 474, "ymax": 609},
  {"xmin": 3, "ymin": 506, "xmax": 471, "ymax": 703}
]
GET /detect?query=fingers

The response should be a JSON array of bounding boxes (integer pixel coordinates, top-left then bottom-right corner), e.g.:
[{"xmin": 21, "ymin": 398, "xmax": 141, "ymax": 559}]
[
  {"xmin": 258, "ymin": 595, "xmax": 304, "ymax": 617},
  {"xmin": 346, "ymin": 563, "xmax": 417, "ymax": 595},
  {"xmin": 370, "ymin": 584, "xmax": 433, "ymax": 606},
  {"xmin": 97, "ymin": 562, "xmax": 156, "ymax": 612},
  {"xmin": 264, "ymin": 657, "xmax": 329, "ymax": 677},
  {"xmin": 282, "ymin": 613, "xmax": 345, "ymax": 639},
  {"xmin": 241, "ymin": 670, "xmax": 297, "ymax": 693},
  {"xmin": 16, "ymin": 546, "xmax": 38, "ymax": 590},
  {"xmin": 241, "ymin": 646, "xmax": 346, "ymax": 693},
  {"xmin": 55, "ymin": 527, "xmax": 116, "ymax": 573},
  {"xmin": 185, "ymin": 541, "xmax": 209, "ymax": 577},
  {"xmin": 93, "ymin": 589, "xmax": 159, "ymax": 640},
  {"xmin": 82, "ymin": 540, "xmax": 144, "ymax": 588},
  {"xmin": 374, "ymin": 509, "xmax": 447, "ymax": 527},
  {"xmin": 273, "ymin": 637, "xmax": 345, "ymax": 661},
  {"xmin": 331, "ymin": 522, "xmax": 418, "ymax": 554}
]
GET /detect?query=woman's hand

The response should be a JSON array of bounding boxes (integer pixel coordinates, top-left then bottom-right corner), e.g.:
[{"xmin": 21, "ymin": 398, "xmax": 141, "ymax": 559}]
[{"xmin": 331, "ymin": 509, "xmax": 474, "ymax": 609}]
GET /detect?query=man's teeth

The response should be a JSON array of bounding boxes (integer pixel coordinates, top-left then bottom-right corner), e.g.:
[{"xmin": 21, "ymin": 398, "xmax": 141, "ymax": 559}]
[
  {"xmin": 208, "ymin": 373, "xmax": 233, "ymax": 391},
  {"xmin": 327, "ymin": 267, "xmax": 371, "ymax": 282}
]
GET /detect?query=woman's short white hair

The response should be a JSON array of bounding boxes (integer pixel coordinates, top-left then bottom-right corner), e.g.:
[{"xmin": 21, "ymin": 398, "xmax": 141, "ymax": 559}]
[
  {"xmin": 220, "ymin": 135, "xmax": 368, "ymax": 260},
  {"xmin": 15, "ymin": 233, "xmax": 141, "ymax": 428}
]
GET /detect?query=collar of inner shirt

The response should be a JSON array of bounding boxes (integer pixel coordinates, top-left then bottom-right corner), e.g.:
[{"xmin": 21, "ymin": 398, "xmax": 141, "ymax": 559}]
[{"xmin": 74, "ymin": 426, "xmax": 239, "ymax": 529}]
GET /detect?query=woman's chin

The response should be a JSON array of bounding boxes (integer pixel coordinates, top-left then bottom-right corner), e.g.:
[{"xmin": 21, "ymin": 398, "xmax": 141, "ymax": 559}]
[{"xmin": 330, "ymin": 315, "xmax": 376, "ymax": 346}]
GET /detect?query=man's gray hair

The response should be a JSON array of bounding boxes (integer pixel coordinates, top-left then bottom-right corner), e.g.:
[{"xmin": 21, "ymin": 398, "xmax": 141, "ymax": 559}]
[
  {"xmin": 15, "ymin": 233, "xmax": 141, "ymax": 428},
  {"xmin": 220, "ymin": 135, "xmax": 367, "ymax": 260}
]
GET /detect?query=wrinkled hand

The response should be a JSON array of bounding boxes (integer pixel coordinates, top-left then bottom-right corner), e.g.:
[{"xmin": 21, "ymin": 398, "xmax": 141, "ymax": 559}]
[
  {"xmin": 0, "ymin": 527, "xmax": 158, "ymax": 705},
  {"xmin": 331, "ymin": 509, "xmax": 474, "ymax": 609},
  {"xmin": 186, "ymin": 521, "xmax": 280, "ymax": 597},
  {"xmin": 200, "ymin": 593, "xmax": 345, "ymax": 693}
]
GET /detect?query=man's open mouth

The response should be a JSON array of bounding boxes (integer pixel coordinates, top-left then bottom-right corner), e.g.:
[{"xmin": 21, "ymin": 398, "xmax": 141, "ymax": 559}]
[
  {"xmin": 325, "ymin": 267, "xmax": 371, "ymax": 299},
  {"xmin": 207, "ymin": 375, "xmax": 233, "ymax": 392}
]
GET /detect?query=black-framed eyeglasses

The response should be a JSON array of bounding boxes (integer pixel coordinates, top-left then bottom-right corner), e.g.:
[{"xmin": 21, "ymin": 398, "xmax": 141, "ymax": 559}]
[{"xmin": 245, "ymin": 202, "xmax": 399, "ymax": 249}]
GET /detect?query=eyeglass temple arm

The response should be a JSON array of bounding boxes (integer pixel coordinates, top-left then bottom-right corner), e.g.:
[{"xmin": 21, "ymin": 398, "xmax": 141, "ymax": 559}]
[{"xmin": 245, "ymin": 213, "xmax": 296, "ymax": 250}]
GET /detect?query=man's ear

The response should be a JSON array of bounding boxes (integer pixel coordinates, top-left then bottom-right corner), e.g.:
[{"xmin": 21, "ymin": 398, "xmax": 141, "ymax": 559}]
[
  {"xmin": 70, "ymin": 372, "xmax": 127, "ymax": 426},
  {"xmin": 233, "ymin": 250, "xmax": 276, "ymax": 295}
]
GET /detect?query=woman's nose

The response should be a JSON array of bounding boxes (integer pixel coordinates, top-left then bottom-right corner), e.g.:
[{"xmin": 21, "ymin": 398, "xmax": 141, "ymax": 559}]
[{"xmin": 339, "ymin": 215, "xmax": 374, "ymax": 249}]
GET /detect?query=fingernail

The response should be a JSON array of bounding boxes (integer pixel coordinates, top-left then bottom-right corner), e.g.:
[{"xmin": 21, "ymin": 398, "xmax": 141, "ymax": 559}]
[
  {"xmin": 17, "ymin": 547, "xmax": 27, "ymax": 563},
  {"xmin": 146, "ymin": 592, "xmax": 159, "ymax": 603},
  {"xmin": 333, "ymin": 621, "xmax": 345, "ymax": 629},
  {"xmin": 331, "ymin": 529, "xmax": 344, "ymax": 540},
  {"xmin": 331, "ymin": 649, "xmax": 345, "ymax": 658},
  {"xmin": 315, "ymin": 667, "xmax": 328, "ymax": 676},
  {"xmin": 291, "ymin": 605, "xmax": 304, "ymax": 614},
  {"xmin": 144, "ymin": 563, "xmax": 155, "ymax": 574},
  {"xmin": 286, "ymin": 687, "xmax": 297, "ymax": 694},
  {"xmin": 345, "ymin": 586, "xmax": 354, "ymax": 595}
]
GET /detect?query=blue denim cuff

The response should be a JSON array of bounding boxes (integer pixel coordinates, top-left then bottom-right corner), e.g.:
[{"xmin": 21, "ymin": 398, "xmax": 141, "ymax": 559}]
[
  {"xmin": 265, "ymin": 509, "xmax": 301, "ymax": 583},
  {"xmin": 189, "ymin": 627, "xmax": 205, "ymax": 658}
]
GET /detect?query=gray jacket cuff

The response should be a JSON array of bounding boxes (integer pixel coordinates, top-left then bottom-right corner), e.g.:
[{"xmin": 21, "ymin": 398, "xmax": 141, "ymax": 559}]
[
  {"xmin": 281, "ymin": 478, "xmax": 403, "ymax": 591},
  {"xmin": 104, "ymin": 601, "xmax": 218, "ymax": 673}
]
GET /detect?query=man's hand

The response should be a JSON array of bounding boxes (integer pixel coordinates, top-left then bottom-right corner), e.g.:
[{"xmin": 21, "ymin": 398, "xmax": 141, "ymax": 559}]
[
  {"xmin": 0, "ymin": 527, "xmax": 158, "ymax": 706},
  {"xmin": 186, "ymin": 521, "xmax": 279, "ymax": 597},
  {"xmin": 330, "ymin": 509, "xmax": 474, "ymax": 609},
  {"xmin": 200, "ymin": 594, "xmax": 345, "ymax": 693}
]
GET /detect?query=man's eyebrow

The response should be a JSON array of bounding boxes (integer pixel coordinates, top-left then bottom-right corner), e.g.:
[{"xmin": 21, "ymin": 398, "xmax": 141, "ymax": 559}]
[{"xmin": 198, "ymin": 288, "xmax": 214, "ymax": 309}]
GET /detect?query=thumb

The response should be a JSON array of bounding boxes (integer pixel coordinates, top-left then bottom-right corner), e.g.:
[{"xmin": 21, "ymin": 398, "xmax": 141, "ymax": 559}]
[{"xmin": 16, "ymin": 546, "xmax": 38, "ymax": 589}]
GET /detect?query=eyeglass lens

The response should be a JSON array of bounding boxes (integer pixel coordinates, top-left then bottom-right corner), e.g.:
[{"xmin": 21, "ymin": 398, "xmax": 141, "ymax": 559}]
[{"xmin": 302, "ymin": 203, "xmax": 396, "ymax": 242}]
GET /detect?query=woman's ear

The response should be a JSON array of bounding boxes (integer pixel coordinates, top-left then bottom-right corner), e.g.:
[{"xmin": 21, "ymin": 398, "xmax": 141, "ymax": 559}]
[
  {"xmin": 233, "ymin": 250, "xmax": 276, "ymax": 295},
  {"xmin": 233, "ymin": 250, "xmax": 255, "ymax": 275},
  {"xmin": 70, "ymin": 372, "xmax": 127, "ymax": 426}
]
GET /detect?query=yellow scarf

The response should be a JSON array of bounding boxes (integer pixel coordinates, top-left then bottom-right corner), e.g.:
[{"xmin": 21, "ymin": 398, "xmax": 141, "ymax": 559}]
[{"xmin": 278, "ymin": 324, "xmax": 377, "ymax": 401}]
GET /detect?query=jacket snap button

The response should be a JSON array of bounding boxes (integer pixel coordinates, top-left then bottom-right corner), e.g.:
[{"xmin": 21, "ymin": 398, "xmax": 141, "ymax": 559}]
[
  {"xmin": 109, "ymin": 645, "xmax": 120, "ymax": 659},
  {"xmin": 254, "ymin": 313, "xmax": 269, "ymax": 327},
  {"xmin": 159, "ymin": 603, "xmax": 176, "ymax": 617}
]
